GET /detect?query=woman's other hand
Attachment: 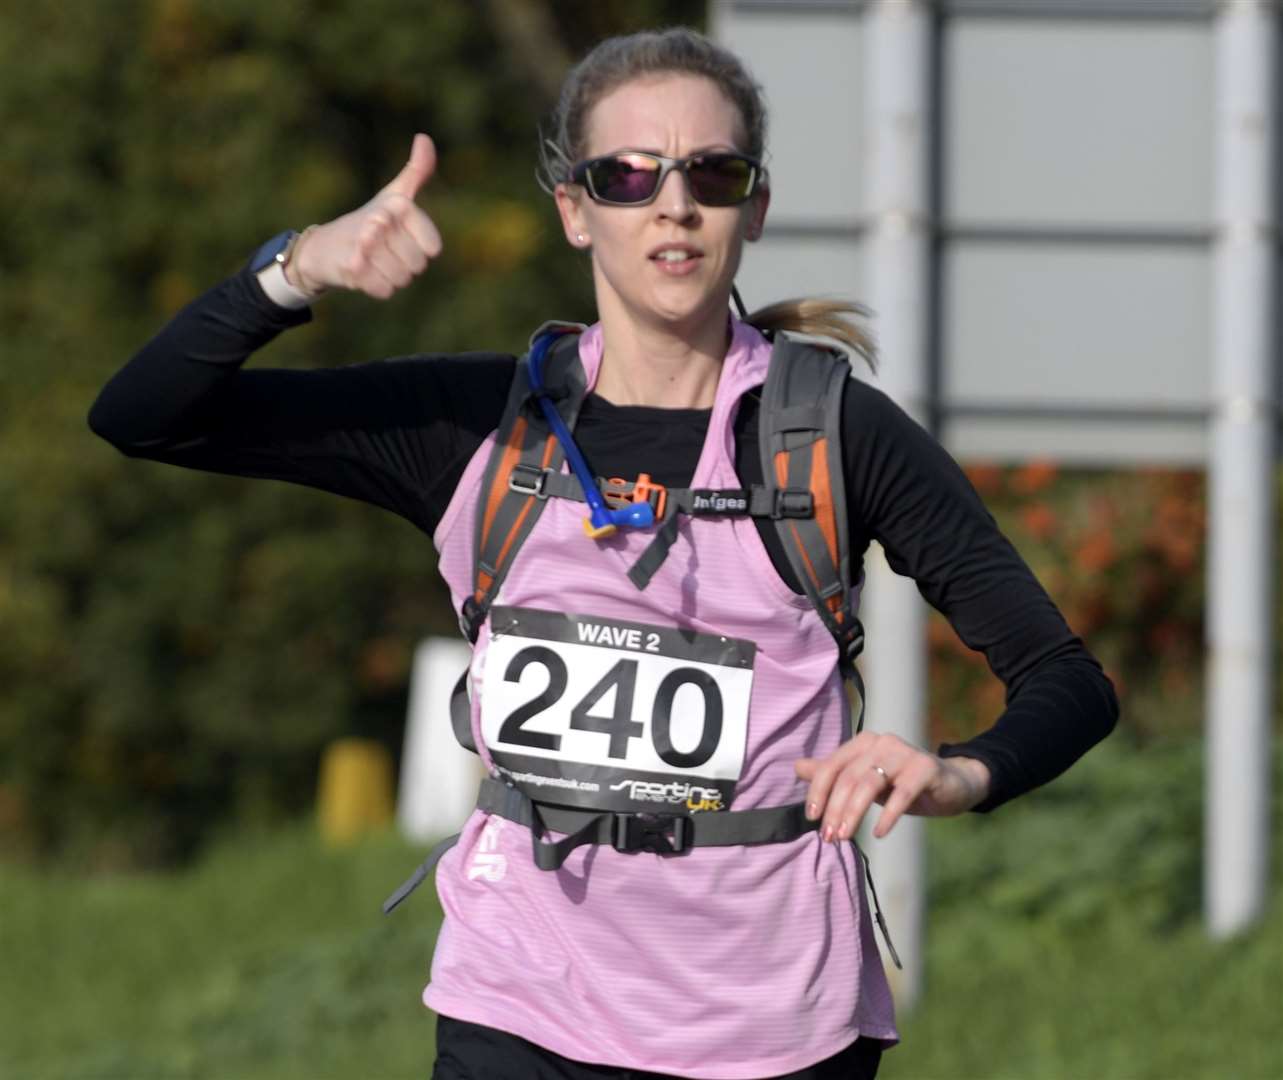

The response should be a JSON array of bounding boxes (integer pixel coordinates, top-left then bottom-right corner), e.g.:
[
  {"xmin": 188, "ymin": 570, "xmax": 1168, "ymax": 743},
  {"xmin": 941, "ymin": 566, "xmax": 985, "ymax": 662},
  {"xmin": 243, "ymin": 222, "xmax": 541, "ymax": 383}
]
[
  {"xmin": 289, "ymin": 133, "xmax": 444, "ymax": 300},
  {"xmin": 794, "ymin": 733, "xmax": 991, "ymax": 843}
]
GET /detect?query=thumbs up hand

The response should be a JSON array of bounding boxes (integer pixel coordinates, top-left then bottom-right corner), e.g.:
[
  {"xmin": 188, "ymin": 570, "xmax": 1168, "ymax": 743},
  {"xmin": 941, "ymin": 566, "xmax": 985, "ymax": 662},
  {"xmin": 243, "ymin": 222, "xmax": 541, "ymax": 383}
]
[{"xmin": 288, "ymin": 133, "xmax": 444, "ymax": 300}]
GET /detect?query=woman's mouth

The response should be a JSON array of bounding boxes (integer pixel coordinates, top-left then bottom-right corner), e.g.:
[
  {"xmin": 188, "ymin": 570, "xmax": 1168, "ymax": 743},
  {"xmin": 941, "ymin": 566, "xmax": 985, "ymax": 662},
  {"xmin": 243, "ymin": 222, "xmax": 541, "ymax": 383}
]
[{"xmin": 649, "ymin": 246, "xmax": 703, "ymax": 275}]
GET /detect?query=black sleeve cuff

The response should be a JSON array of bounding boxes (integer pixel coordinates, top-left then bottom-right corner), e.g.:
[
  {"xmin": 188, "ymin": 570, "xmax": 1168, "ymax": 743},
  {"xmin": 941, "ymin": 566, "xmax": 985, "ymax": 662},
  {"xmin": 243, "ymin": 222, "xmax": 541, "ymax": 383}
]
[{"xmin": 234, "ymin": 263, "xmax": 315, "ymax": 334}]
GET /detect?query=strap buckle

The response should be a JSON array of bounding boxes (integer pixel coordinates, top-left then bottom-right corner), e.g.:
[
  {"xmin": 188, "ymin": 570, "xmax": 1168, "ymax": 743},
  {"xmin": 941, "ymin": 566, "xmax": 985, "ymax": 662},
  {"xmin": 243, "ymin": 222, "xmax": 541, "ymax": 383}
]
[
  {"xmin": 459, "ymin": 596, "xmax": 485, "ymax": 643},
  {"xmin": 602, "ymin": 473, "xmax": 667, "ymax": 519},
  {"xmin": 611, "ymin": 813, "xmax": 691, "ymax": 856},
  {"xmin": 840, "ymin": 615, "xmax": 866, "ymax": 663},
  {"xmin": 508, "ymin": 463, "xmax": 549, "ymax": 499},
  {"xmin": 772, "ymin": 488, "xmax": 814, "ymax": 519}
]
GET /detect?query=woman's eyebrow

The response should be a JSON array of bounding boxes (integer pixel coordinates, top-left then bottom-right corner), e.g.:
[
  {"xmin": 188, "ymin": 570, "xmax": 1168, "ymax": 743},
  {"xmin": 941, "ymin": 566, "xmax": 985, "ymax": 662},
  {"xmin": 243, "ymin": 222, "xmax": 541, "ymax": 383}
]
[{"xmin": 597, "ymin": 143, "xmax": 742, "ymax": 157}]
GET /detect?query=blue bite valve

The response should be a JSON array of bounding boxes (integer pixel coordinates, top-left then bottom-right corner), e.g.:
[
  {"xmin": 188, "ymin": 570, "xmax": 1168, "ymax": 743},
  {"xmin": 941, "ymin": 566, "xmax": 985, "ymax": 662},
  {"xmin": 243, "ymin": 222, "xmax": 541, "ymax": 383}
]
[
  {"xmin": 584, "ymin": 499, "xmax": 654, "ymax": 539},
  {"xmin": 612, "ymin": 502, "xmax": 655, "ymax": 529},
  {"xmin": 529, "ymin": 330, "xmax": 659, "ymax": 542}
]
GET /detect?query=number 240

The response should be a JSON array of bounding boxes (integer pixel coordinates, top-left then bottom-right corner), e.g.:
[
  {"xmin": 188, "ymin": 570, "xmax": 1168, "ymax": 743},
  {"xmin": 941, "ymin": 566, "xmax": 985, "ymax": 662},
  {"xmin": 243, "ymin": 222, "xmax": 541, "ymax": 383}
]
[{"xmin": 496, "ymin": 646, "xmax": 722, "ymax": 769}]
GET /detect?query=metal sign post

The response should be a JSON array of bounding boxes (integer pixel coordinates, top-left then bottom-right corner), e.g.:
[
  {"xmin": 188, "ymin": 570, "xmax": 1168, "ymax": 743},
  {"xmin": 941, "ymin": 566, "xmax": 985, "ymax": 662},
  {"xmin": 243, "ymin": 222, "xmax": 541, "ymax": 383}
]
[
  {"xmin": 1206, "ymin": 0, "xmax": 1276, "ymax": 938},
  {"xmin": 860, "ymin": 0, "xmax": 933, "ymax": 1007}
]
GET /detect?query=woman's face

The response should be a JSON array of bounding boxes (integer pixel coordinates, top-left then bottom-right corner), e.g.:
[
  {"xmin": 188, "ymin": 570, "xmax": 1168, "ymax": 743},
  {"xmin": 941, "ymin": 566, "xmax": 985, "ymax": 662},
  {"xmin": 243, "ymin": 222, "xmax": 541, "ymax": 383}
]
[{"xmin": 555, "ymin": 74, "xmax": 768, "ymax": 337}]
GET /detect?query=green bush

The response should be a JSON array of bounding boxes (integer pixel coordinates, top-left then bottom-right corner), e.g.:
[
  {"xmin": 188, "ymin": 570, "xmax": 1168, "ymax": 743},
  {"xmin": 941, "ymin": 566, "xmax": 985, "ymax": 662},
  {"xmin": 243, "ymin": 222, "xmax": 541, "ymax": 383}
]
[
  {"xmin": 883, "ymin": 735, "xmax": 1283, "ymax": 1080},
  {"xmin": 930, "ymin": 733, "xmax": 1207, "ymax": 932},
  {"xmin": 2, "ymin": 5, "xmax": 1273, "ymax": 872},
  {"xmin": 0, "ymin": 1, "xmax": 697, "ymax": 867}
]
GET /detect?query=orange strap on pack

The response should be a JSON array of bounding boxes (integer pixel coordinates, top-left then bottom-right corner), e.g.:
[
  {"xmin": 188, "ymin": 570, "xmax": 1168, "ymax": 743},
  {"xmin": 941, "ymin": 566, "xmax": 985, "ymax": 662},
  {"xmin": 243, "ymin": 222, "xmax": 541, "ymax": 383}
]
[
  {"xmin": 758, "ymin": 334, "xmax": 865, "ymax": 686},
  {"xmin": 462, "ymin": 325, "xmax": 588, "ymax": 647}
]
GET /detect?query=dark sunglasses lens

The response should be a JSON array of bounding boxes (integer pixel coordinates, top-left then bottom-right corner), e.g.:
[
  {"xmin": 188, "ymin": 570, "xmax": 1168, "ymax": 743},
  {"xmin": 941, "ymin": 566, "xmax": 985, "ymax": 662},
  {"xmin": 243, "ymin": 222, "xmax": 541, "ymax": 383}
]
[
  {"xmin": 687, "ymin": 155, "xmax": 756, "ymax": 206},
  {"xmin": 589, "ymin": 154, "xmax": 662, "ymax": 204}
]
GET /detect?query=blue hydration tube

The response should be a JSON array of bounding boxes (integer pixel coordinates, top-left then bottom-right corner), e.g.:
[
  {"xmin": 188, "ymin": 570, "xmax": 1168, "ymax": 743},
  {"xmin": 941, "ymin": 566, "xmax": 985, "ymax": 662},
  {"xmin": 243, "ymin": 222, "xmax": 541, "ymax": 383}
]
[{"xmin": 527, "ymin": 332, "xmax": 655, "ymax": 539}]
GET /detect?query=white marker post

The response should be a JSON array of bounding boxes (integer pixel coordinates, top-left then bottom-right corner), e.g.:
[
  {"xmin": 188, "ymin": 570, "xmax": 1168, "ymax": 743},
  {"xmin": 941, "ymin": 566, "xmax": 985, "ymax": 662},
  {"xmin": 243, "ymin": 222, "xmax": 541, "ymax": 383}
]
[{"xmin": 397, "ymin": 637, "xmax": 485, "ymax": 843}]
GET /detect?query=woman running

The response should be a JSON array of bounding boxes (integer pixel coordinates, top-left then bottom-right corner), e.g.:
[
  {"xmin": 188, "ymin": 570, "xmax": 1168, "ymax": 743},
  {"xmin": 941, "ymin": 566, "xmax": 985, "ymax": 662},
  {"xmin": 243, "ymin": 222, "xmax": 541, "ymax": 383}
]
[{"xmin": 91, "ymin": 26, "xmax": 1117, "ymax": 1080}]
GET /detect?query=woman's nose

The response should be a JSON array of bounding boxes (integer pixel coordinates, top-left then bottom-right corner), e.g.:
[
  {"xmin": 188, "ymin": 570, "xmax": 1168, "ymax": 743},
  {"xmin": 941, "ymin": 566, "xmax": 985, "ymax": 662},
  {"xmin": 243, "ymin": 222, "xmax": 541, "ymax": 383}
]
[{"xmin": 654, "ymin": 165, "xmax": 697, "ymax": 221}]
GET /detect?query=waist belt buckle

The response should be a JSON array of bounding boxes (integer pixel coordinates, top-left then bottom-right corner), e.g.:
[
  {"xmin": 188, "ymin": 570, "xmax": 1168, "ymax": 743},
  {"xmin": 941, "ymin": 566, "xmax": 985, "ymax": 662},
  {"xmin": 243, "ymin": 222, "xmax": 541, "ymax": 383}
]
[{"xmin": 612, "ymin": 813, "xmax": 691, "ymax": 856}]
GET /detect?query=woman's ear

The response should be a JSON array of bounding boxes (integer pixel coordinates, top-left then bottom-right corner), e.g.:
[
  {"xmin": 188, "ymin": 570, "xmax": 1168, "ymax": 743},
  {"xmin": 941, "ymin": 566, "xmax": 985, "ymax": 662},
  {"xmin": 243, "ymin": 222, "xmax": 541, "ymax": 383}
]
[
  {"xmin": 555, "ymin": 183, "xmax": 591, "ymax": 249},
  {"xmin": 745, "ymin": 185, "xmax": 770, "ymax": 243}
]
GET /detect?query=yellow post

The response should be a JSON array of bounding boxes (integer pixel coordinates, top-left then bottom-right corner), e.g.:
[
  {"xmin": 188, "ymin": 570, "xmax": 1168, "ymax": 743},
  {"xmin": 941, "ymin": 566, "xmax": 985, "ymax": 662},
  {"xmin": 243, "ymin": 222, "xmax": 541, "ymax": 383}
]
[{"xmin": 317, "ymin": 737, "xmax": 395, "ymax": 845}]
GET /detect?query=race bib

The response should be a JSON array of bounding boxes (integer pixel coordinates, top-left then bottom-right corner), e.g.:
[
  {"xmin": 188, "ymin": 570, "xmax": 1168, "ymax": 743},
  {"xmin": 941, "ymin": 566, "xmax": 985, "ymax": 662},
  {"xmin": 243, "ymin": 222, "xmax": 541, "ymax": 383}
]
[{"xmin": 480, "ymin": 606, "xmax": 756, "ymax": 814}]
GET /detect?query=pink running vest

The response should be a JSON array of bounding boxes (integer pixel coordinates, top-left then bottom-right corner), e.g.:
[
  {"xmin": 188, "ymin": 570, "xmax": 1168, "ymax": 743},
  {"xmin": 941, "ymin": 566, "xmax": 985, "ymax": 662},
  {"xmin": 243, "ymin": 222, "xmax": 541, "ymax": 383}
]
[{"xmin": 425, "ymin": 319, "xmax": 898, "ymax": 1078}]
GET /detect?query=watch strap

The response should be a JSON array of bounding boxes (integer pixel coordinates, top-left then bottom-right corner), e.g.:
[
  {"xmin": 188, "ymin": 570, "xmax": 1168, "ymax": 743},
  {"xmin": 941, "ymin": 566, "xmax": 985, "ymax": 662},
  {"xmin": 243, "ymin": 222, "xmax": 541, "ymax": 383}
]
[
  {"xmin": 253, "ymin": 227, "xmax": 323, "ymax": 309},
  {"xmin": 257, "ymin": 258, "xmax": 314, "ymax": 310}
]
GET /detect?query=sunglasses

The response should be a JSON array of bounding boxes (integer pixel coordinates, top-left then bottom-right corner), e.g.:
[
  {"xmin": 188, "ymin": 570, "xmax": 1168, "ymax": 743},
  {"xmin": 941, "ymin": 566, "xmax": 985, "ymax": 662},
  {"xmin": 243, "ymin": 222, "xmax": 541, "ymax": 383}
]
[{"xmin": 569, "ymin": 150, "xmax": 765, "ymax": 207}]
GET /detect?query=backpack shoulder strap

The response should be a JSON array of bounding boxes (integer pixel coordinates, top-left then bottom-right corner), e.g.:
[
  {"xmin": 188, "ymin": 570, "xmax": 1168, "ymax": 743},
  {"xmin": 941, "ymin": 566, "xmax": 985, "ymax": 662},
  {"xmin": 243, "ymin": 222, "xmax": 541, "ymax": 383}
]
[
  {"xmin": 759, "ymin": 335, "xmax": 866, "ymax": 701},
  {"xmin": 450, "ymin": 323, "xmax": 586, "ymax": 753},
  {"xmin": 464, "ymin": 322, "xmax": 587, "ymax": 637}
]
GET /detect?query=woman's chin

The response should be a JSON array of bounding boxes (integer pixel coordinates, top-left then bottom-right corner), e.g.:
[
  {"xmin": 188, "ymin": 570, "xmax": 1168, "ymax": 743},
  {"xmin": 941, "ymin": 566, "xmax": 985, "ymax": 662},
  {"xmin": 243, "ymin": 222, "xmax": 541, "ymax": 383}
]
[{"xmin": 639, "ymin": 288, "xmax": 729, "ymax": 334}]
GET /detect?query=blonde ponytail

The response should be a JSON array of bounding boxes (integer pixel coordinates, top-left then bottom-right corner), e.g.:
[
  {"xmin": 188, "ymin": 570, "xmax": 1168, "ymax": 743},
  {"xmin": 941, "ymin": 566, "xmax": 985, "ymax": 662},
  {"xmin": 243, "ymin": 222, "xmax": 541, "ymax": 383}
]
[{"xmin": 744, "ymin": 298, "xmax": 877, "ymax": 373}]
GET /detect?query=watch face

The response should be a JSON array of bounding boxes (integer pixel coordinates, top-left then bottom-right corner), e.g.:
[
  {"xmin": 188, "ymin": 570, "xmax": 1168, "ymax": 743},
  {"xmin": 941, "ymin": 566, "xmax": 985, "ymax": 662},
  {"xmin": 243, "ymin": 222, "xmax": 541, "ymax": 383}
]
[{"xmin": 249, "ymin": 230, "xmax": 297, "ymax": 273}]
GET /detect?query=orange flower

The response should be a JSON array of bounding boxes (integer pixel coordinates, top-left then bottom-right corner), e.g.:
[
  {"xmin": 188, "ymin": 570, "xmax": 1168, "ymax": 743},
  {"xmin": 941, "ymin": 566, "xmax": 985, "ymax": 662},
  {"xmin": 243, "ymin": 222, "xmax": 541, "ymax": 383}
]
[
  {"xmin": 1074, "ymin": 530, "xmax": 1117, "ymax": 574},
  {"xmin": 964, "ymin": 462, "xmax": 1003, "ymax": 496},
  {"xmin": 1020, "ymin": 502, "xmax": 1058, "ymax": 540},
  {"xmin": 1012, "ymin": 459, "xmax": 1059, "ymax": 495}
]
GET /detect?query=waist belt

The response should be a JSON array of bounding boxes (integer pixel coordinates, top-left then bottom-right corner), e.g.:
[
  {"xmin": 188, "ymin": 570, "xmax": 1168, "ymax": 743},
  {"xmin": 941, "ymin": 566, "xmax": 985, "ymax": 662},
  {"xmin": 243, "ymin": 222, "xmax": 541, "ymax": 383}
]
[{"xmin": 382, "ymin": 777, "xmax": 902, "ymax": 969}]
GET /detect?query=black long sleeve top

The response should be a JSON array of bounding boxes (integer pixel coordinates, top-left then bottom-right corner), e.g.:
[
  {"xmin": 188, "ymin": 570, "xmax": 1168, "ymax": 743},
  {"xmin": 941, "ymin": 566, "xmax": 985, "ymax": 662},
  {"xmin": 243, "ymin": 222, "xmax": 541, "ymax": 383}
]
[{"xmin": 89, "ymin": 267, "xmax": 1118, "ymax": 811}]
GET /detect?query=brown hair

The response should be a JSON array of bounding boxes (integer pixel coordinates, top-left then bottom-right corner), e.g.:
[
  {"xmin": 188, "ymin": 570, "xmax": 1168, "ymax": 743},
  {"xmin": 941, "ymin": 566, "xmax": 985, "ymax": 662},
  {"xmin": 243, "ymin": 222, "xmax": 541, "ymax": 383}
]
[{"xmin": 538, "ymin": 27, "xmax": 875, "ymax": 371}]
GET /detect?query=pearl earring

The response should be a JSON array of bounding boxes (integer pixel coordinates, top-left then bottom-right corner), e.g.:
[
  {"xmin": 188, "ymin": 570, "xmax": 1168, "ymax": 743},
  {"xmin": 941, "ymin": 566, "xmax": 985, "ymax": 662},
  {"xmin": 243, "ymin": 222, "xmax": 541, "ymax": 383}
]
[{"xmin": 576, "ymin": 234, "xmax": 586, "ymax": 244}]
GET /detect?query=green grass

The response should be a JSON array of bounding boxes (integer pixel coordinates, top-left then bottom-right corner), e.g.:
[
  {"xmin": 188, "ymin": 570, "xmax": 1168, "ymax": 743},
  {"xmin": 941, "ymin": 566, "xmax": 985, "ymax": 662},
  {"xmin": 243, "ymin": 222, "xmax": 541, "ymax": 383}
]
[
  {"xmin": 886, "ymin": 882, "xmax": 1282, "ymax": 1080},
  {"xmin": 1, "ymin": 826, "xmax": 442, "ymax": 1080},
  {"xmin": 3, "ymin": 738, "xmax": 1280, "ymax": 1079},
  {"xmin": 883, "ymin": 737, "xmax": 1283, "ymax": 1080}
]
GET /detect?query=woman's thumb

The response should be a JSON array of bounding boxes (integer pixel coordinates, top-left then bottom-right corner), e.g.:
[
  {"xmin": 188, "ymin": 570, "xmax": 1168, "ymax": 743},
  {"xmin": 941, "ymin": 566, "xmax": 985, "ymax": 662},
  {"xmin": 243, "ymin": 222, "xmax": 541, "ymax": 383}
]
[{"xmin": 383, "ymin": 133, "xmax": 436, "ymax": 200}]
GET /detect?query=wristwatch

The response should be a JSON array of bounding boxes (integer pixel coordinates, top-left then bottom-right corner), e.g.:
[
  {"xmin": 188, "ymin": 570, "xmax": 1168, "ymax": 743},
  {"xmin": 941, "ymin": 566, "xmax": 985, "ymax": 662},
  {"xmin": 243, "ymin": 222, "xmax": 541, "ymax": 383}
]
[{"xmin": 250, "ymin": 229, "xmax": 317, "ymax": 310}]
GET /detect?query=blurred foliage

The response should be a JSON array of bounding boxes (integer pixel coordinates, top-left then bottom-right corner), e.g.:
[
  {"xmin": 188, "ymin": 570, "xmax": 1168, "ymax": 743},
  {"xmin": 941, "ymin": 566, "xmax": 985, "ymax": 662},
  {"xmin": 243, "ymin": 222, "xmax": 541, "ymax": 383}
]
[
  {"xmin": 930, "ymin": 732, "xmax": 1209, "ymax": 934},
  {"xmin": 0, "ymin": 3, "xmax": 1267, "ymax": 874},
  {"xmin": 928, "ymin": 463, "xmax": 1218, "ymax": 748},
  {"xmin": 0, "ymin": 0, "xmax": 698, "ymax": 867}
]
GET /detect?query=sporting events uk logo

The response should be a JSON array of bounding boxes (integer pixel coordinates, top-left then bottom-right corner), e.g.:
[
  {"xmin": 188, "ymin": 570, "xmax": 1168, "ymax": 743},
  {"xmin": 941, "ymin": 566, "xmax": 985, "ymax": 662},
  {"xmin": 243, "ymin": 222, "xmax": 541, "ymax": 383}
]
[{"xmin": 609, "ymin": 778, "xmax": 724, "ymax": 812}]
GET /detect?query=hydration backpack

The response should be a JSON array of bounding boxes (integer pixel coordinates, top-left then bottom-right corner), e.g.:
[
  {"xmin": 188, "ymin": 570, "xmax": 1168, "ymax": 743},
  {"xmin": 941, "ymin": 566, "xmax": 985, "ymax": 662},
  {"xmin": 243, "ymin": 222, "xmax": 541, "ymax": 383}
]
[{"xmin": 383, "ymin": 322, "xmax": 900, "ymax": 970}]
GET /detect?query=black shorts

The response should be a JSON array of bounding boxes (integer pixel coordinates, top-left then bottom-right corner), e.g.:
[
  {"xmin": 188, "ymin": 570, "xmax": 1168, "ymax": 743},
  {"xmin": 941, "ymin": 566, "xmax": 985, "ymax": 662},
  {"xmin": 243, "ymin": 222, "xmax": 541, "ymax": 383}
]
[{"xmin": 432, "ymin": 1015, "xmax": 883, "ymax": 1080}]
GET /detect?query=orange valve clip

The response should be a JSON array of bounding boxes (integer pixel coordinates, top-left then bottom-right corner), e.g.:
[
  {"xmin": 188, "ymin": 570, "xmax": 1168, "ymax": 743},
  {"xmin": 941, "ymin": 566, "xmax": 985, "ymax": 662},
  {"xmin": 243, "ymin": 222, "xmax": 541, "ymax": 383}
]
[
  {"xmin": 631, "ymin": 473, "xmax": 667, "ymax": 519},
  {"xmin": 601, "ymin": 477, "xmax": 633, "ymax": 511}
]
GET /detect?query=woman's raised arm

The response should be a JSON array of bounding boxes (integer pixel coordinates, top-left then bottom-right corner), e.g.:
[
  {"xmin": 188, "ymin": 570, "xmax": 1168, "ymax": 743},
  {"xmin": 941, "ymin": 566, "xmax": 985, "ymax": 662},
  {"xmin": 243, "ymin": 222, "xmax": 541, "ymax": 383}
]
[{"xmin": 87, "ymin": 134, "xmax": 511, "ymax": 538}]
